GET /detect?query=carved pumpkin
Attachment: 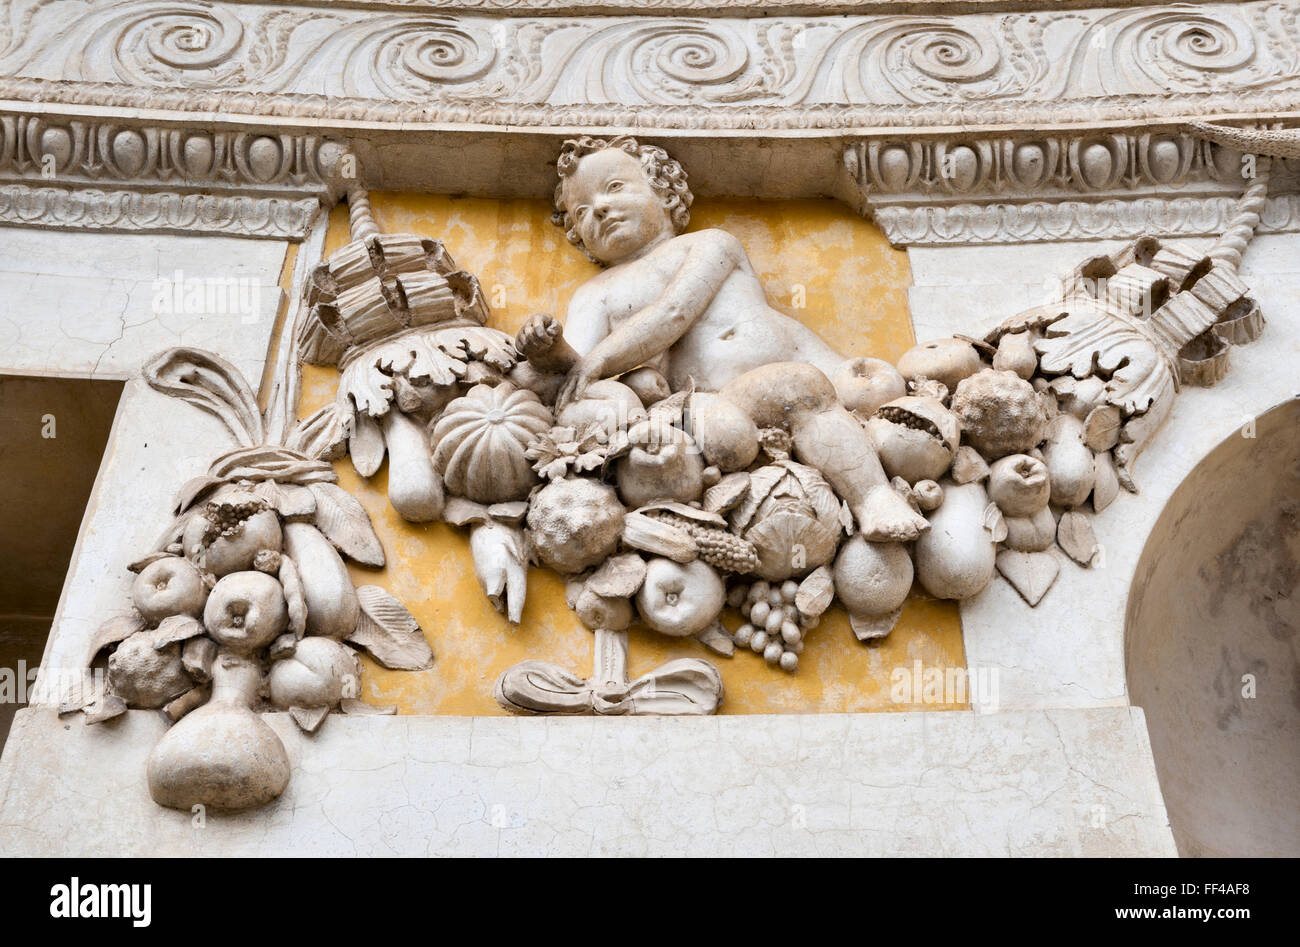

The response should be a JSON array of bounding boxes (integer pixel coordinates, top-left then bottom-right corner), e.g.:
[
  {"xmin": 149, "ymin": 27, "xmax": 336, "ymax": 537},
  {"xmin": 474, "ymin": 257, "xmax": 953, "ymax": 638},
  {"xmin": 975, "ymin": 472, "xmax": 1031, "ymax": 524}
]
[{"xmin": 430, "ymin": 383, "xmax": 553, "ymax": 503}]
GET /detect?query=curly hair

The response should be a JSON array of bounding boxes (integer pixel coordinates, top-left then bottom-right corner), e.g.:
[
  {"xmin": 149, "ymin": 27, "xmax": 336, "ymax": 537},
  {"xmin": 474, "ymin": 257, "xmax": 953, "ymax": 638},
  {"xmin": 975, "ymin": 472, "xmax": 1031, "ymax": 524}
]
[{"xmin": 551, "ymin": 136, "xmax": 693, "ymax": 264}]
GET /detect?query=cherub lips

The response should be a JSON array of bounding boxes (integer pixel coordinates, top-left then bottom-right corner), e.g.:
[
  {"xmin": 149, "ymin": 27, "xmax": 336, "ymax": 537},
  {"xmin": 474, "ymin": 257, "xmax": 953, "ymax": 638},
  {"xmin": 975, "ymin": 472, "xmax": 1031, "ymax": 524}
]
[{"xmin": 598, "ymin": 216, "xmax": 625, "ymax": 236}]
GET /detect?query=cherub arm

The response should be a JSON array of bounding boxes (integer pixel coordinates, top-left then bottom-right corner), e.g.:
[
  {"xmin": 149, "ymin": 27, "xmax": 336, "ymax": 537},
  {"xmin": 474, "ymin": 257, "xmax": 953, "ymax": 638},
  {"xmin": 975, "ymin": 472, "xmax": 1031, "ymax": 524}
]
[{"xmin": 557, "ymin": 231, "xmax": 743, "ymax": 408}]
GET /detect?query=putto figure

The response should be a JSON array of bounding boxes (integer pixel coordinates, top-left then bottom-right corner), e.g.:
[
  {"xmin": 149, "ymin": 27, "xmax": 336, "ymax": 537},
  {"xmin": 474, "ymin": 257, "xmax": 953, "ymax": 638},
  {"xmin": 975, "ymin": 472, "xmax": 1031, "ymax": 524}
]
[{"xmin": 517, "ymin": 135, "xmax": 927, "ymax": 541}]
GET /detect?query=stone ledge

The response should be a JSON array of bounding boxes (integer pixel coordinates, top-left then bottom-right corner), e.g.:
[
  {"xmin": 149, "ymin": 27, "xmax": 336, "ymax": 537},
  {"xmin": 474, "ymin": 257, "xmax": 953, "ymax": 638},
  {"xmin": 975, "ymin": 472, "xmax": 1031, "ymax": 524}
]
[{"xmin": 0, "ymin": 706, "xmax": 1176, "ymax": 856}]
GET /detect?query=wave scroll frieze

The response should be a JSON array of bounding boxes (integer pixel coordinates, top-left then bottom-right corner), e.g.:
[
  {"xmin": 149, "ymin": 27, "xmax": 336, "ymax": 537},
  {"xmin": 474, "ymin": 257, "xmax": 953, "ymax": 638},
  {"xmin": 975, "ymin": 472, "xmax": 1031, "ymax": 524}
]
[{"xmin": 0, "ymin": 2, "xmax": 1297, "ymax": 128}]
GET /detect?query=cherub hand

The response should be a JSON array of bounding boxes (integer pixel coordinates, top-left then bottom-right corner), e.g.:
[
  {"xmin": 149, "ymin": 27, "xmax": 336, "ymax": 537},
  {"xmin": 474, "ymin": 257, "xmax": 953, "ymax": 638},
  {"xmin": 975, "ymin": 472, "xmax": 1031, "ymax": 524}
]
[
  {"xmin": 555, "ymin": 359, "xmax": 599, "ymax": 413},
  {"xmin": 515, "ymin": 312, "xmax": 579, "ymax": 374}
]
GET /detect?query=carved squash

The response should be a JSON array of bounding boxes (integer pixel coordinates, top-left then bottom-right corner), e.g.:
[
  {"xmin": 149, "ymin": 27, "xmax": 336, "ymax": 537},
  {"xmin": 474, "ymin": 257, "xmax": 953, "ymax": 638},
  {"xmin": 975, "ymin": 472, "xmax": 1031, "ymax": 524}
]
[{"xmin": 430, "ymin": 383, "xmax": 553, "ymax": 503}]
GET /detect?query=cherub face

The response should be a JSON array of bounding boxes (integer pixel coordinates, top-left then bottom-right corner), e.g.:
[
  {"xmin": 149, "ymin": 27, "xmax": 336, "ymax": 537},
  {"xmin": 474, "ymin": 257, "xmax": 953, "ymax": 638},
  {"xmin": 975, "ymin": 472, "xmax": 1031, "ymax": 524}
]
[{"xmin": 561, "ymin": 149, "xmax": 676, "ymax": 265}]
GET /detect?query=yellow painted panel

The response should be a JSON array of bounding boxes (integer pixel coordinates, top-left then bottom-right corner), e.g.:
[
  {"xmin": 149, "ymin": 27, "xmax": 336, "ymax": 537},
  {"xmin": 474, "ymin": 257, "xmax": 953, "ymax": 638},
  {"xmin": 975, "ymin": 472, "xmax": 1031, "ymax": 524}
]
[{"xmin": 301, "ymin": 194, "xmax": 967, "ymax": 715}]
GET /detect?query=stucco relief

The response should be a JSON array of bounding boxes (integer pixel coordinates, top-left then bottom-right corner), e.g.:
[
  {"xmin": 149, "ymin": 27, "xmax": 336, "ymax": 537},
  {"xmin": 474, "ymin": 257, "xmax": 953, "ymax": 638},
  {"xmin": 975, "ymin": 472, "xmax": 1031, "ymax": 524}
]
[{"xmin": 277, "ymin": 137, "xmax": 1268, "ymax": 722}]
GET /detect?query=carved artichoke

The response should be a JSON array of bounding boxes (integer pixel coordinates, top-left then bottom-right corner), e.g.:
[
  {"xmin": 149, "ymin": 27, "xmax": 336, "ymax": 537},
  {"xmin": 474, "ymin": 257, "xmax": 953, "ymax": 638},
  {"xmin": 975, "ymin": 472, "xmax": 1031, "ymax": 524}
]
[{"xmin": 430, "ymin": 383, "xmax": 553, "ymax": 503}]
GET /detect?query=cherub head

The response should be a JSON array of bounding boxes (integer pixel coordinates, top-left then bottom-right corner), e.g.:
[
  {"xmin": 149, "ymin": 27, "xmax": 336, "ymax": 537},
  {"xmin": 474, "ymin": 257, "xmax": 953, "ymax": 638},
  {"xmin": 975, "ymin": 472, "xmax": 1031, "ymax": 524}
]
[{"xmin": 552, "ymin": 136, "xmax": 693, "ymax": 266}]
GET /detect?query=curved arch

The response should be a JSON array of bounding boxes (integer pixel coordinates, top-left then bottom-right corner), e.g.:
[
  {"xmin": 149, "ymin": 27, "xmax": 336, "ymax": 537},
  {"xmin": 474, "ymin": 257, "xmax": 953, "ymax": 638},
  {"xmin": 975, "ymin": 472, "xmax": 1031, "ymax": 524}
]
[{"xmin": 1126, "ymin": 397, "xmax": 1300, "ymax": 857}]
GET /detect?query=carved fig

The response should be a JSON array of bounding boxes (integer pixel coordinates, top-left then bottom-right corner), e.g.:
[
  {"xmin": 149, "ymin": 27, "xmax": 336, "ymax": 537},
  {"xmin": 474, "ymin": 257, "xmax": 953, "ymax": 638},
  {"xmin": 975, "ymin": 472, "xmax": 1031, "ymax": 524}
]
[
  {"xmin": 987, "ymin": 454, "xmax": 1051, "ymax": 516},
  {"xmin": 686, "ymin": 392, "xmax": 759, "ymax": 473},
  {"xmin": 1040, "ymin": 415, "xmax": 1095, "ymax": 509},
  {"xmin": 992, "ymin": 331, "xmax": 1037, "ymax": 380},
  {"xmin": 268, "ymin": 637, "xmax": 361, "ymax": 710},
  {"xmin": 914, "ymin": 481, "xmax": 1000, "ymax": 599},
  {"xmin": 282, "ymin": 522, "xmax": 360, "ymax": 639}
]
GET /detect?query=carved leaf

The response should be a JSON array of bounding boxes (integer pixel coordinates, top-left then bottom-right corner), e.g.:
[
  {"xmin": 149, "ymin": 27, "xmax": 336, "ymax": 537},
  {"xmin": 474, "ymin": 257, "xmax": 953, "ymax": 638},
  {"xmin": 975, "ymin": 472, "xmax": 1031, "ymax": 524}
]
[
  {"xmin": 287, "ymin": 402, "xmax": 350, "ymax": 461},
  {"xmin": 850, "ymin": 607, "xmax": 902, "ymax": 642},
  {"xmin": 349, "ymin": 410, "xmax": 386, "ymax": 477},
  {"xmin": 1056, "ymin": 511, "xmax": 1098, "ymax": 566},
  {"xmin": 996, "ymin": 550, "xmax": 1060, "ymax": 606},
  {"xmin": 1033, "ymin": 303, "xmax": 1175, "ymax": 416},
  {"xmin": 289, "ymin": 705, "xmax": 330, "ymax": 733},
  {"xmin": 347, "ymin": 586, "xmax": 433, "ymax": 670},
  {"xmin": 587, "ymin": 553, "xmax": 648, "ymax": 599},
  {"xmin": 142, "ymin": 347, "xmax": 263, "ymax": 447},
  {"xmin": 87, "ymin": 613, "xmax": 145, "ymax": 664},
  {"xmin": 153, "ymin": 615, "xmax": 205, "ymax": 649},
  {"xmin": 795, "ymin": 566, "xmax": 835, "ymax": 619},
  {"xmin": 494, "ymin": 660, "xmax": 593, "ymax": 715},
  {"xmin": 307, "ymin": 482, "xmax": 385, "ymax": 567}
]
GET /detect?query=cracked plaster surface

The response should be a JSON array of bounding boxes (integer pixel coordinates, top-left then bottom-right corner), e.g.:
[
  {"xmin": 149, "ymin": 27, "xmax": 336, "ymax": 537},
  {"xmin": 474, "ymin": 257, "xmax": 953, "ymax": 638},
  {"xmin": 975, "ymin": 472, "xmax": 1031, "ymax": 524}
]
[{"xmin": 0, "ymin": 707, "xmax": 1176, "ymax": 856}]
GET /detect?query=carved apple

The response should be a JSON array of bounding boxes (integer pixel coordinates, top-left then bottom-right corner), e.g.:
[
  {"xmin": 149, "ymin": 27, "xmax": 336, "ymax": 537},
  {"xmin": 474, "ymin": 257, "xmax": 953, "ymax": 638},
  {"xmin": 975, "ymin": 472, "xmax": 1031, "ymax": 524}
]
[
  {"xmin": 268, "ymin": 638, "xmax": 361, "ymax": 710},
  {"xmin": 203, "ymin": 571, "xmax": 289, "ymax": 653},
  {"xmin": 832, "ymin": 357, "xmax": 907, "ymax": 416},
  {"xmin": 635, "ymin": 558, "xmax": 725, "ymax": 637},
  {"xmin": 132, "ymin": 557, "xmax": 207, "ymax": 623}
]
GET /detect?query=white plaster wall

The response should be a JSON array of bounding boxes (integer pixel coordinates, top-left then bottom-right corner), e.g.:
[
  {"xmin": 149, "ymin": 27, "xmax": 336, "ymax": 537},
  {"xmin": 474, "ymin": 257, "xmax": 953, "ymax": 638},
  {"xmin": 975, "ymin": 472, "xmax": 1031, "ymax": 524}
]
[
  {"xmin": 0, "ymin": 228, "xmax": 292, "ymax": 705},
  {"xmin": 906, "ymin": 233, "xmax": 1300, "ymax": 713},
  {"xmin": 0, "ymin": 707, "xmax": 1175, "ymax": 857},
  {"xmin": 0, "ymin": 229, "xmax": 288, "ymax": 385}
]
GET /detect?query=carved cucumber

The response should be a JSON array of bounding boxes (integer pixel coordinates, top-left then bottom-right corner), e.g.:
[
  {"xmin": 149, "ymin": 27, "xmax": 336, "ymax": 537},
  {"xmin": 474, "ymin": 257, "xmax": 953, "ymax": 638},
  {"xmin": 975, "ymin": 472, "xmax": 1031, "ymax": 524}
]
[
  {"xmin": 283, "ymin": 522, "xmax": 360, "ymax": 639},
  {"xmin": 382, "ymin": 408, "xmax": 444, "ymax": 522}
]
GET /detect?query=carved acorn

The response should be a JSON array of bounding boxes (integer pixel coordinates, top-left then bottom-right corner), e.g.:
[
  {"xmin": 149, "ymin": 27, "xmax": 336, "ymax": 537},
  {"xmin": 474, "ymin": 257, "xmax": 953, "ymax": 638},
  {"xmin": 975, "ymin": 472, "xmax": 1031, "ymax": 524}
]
[{"xmin": 431, "ymin": 383, "xmax": 553, "ymax": 504}]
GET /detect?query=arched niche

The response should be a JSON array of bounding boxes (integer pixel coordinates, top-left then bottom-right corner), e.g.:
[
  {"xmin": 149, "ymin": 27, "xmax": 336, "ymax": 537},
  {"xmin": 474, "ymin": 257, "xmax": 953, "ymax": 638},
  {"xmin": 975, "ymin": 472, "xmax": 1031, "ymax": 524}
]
[{"xmin": 1126, "ymin": 398, "xmax": 1300, "ymax": 857}]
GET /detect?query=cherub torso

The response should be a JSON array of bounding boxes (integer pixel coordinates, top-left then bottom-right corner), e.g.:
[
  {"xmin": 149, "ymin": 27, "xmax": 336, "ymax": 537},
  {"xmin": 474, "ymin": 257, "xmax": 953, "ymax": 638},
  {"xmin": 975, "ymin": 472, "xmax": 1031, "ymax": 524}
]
[{"xmin": 582, "ymin": 231, "xmax": 843, "ymax": 392}]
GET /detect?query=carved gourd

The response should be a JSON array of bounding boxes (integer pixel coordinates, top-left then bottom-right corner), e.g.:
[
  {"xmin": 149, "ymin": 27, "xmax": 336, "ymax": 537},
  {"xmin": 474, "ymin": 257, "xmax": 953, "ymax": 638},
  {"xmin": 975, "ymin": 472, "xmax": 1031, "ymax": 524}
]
[
  {"xmin": 1040, "ymin": 415, "xmax": 1095, "ymax": 509},
  {"xmin": 431, "ymin": 383, "xmax": 552, "ymax": 504},
  {"xmin": 914, "ymin": 481, "xmax": 1001, "ymax": 599},
  {"xmin": 147, "ymin": 651, "xmax": 290, "ymax": 812}
]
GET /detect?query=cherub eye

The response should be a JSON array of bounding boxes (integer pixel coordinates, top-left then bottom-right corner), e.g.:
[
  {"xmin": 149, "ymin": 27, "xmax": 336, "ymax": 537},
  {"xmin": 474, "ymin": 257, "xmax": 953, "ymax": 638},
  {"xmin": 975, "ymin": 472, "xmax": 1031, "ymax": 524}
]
[{"xmin": 608, "ymin": 181, "xmax": 623, "ymax": 192}]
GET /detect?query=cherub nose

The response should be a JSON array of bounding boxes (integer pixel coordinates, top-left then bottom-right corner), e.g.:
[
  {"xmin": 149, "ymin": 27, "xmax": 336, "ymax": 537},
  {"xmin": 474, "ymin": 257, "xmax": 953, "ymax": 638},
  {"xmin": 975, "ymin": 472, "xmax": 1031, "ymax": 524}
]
[{"xmin": 592, "ymin": 197, "xmax": 611, "ymax": 218}]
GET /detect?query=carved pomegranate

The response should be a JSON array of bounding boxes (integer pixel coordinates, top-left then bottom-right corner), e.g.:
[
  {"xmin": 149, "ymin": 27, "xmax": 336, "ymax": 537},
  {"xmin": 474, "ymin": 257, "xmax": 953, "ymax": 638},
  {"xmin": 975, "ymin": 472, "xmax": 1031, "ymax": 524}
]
[{"xmin": 430, "ymin": 383, "xmax": 553, "ymax": 503}]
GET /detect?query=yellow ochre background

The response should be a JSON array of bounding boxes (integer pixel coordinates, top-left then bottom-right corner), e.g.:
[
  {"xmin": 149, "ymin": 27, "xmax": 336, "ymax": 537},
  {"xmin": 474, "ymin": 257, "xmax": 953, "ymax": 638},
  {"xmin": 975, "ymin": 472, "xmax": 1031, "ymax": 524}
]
[{"xmin": 298, "ymin": 194, "xmax": 967, "ymax": 715}]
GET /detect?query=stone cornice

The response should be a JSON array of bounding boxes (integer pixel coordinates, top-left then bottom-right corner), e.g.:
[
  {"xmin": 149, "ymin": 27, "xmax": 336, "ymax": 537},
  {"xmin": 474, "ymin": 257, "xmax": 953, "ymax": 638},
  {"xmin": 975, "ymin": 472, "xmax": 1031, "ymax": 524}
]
[
  {"xmin": 0, "ymin": 114, "xmax": 348, "ymax": 238},
  {"xmin": 205, "ymin": 0, "xmax": 1234, "ymax": 15},
  {"xmin": 0, "ymin": 1, "xmax": 1296, "ymax": 135},
  {"xmin": 845, "ymin": 131, "xmax": 1300, "ymax": 245},
  {"xmin": 2, "ymin": 0, "xmax": 1299, "ymax": 243}
]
